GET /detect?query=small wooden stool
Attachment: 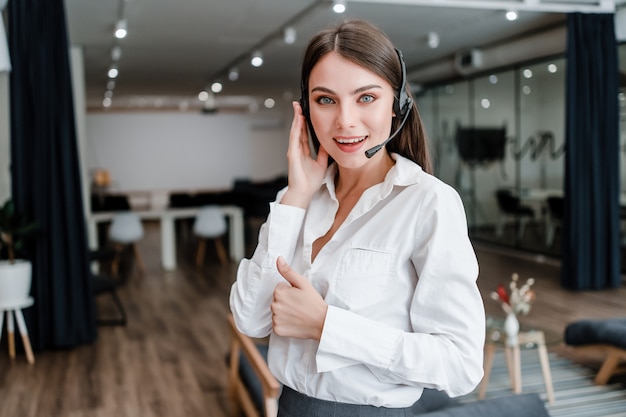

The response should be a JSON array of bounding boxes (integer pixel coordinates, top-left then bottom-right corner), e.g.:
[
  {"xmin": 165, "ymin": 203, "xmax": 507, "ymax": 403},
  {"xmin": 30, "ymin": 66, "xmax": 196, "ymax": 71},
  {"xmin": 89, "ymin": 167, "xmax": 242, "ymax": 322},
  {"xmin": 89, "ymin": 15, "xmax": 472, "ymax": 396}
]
[
  {"xmin": 479, "ymin": 330, "xmax": 555, "ymax": 404},
  {"xmin": 0, "ymin": 297, "xmax": 35, "ymax": 364}
]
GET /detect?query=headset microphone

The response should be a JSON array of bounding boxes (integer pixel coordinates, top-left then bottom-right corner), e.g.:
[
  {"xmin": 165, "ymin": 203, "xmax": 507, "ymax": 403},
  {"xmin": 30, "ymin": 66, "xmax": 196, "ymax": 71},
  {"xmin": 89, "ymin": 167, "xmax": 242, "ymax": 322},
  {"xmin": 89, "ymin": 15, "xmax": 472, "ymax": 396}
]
[
  {"xmin": 364, "ymin": 48, "xmax": 412, "ymax": 159},
  {"xmin": 364, "ymin": 106, "xmax": 411, "ymax": 158}
]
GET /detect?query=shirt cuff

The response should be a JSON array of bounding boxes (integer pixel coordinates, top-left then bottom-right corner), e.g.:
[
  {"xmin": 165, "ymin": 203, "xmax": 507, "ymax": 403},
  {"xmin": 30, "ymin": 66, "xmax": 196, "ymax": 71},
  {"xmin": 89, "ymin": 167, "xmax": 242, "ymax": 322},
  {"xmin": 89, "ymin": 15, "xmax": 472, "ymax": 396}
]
[
  {"xmin": 316, "ymin": 305, "xmax": 402, "ymax": 373},
  {"xmin": 265, "ymin": 202, "xmax": 305, "ymax": 267}
]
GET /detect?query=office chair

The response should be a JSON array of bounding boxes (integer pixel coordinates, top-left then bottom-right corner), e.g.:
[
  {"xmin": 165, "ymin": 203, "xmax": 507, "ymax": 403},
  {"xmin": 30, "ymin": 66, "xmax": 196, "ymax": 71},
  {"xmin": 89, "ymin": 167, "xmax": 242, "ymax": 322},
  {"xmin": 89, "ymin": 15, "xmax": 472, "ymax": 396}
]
[
  {"xmin": 90, "ymin": 249, "xmax": 127, "ymax": 326},
  {"xmin": 545, "ymin": 196, "xmax": 564, "ymax": 247},
  {"xmin": 495, "ymin": 189, "xmax": 535, "ymax": 241},
  {"xmin": 193, "ymin": 205, "xmax": 229, "ymax": 267}
]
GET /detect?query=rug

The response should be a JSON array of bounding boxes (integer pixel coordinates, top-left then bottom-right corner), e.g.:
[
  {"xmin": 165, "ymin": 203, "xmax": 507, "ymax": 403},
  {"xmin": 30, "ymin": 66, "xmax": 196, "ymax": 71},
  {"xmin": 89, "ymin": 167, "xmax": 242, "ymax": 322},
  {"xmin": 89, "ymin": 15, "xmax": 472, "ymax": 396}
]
[{"xmin": 464, "ymin": 349, "xmax": 626, "ymax": 417}]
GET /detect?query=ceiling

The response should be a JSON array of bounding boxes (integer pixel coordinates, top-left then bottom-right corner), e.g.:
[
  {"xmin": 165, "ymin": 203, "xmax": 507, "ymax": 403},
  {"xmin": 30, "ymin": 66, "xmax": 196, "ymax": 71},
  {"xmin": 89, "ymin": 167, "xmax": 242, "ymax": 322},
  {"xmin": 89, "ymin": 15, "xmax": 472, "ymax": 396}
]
[{"xmin": 63, "ymin": 0, "xmax": 617, "ymax": 113}]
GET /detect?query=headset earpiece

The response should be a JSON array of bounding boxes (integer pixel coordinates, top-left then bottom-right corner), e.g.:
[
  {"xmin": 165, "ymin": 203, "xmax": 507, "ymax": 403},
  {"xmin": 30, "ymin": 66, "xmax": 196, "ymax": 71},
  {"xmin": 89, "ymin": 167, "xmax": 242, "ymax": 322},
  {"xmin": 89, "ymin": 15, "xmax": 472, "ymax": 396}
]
[
  {"xmin": 299, "ymin": 79, "xmax": 310, "ymax": 120},
  {"xmin": 299, "ymin": 79, "xmax": 319, "ymax": 147},
  {"xmin": 394, "ymin": 48, "xmax": 412, "ymax": 119}
]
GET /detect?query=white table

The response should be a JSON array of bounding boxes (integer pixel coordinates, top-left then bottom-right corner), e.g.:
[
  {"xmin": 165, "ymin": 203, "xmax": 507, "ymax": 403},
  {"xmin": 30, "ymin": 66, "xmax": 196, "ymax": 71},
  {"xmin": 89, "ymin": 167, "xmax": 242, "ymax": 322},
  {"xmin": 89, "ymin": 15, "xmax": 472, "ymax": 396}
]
[
  {"xmin": 519, "ymin": 188, "xmax": 626, "ymax": 206},
  {"xmin": 479, "ymin": 329, "xmax": 555, "ymax": 404},
  {"xmin": 87, "ymin": 206, "xmax": 245, "ymax": 271}
]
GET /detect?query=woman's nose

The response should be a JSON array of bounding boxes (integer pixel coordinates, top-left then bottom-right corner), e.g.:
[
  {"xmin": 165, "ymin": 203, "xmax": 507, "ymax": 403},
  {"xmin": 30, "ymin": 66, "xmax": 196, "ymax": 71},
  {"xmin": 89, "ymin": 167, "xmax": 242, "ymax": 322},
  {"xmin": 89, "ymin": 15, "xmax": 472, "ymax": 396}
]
[{"xmin": 335, "ymin": 102, "xmax": 357, "ymax": 128}]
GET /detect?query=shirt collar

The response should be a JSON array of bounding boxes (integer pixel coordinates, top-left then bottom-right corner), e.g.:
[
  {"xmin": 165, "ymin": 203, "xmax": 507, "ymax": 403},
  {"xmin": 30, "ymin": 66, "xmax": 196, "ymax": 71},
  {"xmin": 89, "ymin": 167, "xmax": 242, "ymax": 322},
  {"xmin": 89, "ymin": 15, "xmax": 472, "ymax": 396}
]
[{"xmin": 321, "ymin": 153, "xmax": 424, "ymax": 194}]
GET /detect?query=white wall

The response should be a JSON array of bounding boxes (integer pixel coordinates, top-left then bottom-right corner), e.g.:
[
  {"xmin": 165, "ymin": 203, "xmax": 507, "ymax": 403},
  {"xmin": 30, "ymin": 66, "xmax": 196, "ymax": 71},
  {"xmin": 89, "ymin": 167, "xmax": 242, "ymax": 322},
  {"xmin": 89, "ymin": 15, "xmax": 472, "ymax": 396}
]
[{"xmin": 85, "ymin": 110, "xmax": 290, "ymax": 193}]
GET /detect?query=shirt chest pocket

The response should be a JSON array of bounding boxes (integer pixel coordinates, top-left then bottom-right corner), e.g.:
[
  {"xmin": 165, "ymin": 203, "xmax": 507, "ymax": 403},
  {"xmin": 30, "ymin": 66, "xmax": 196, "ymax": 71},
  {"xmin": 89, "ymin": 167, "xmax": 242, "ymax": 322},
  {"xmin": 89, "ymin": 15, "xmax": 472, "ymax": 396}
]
[{"xmin": 329, "ymin": 246, "xmax": 394, "ymax": 312}]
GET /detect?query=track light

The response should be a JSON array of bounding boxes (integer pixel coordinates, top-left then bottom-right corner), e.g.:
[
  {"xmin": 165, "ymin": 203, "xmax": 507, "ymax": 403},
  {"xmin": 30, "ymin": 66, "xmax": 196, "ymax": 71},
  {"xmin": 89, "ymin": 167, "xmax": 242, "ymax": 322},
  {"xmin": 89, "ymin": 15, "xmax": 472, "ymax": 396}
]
[
  {"xmin": 251, "ymin": 50, "xmax": 263, "ymax": 67},
  {"xmin": 211, "ymin": 81, "xmax": 223, "ymax": 93},
  {"xmin": 283, "ymin": 26, "xmax": 297, "ymax": 44},
  {"xmin": 107, "ymin": 64, "xmax": 119, "ymax": 79},
  {"xmin": 114, "ymin": 19, "xmax": 127, "ymax": 39},
  {"xmin": 111, "ymin": 45, "xmax": 122, "ymax": 61},
  {"xmin": 333, "ymin": 0, "xmax": 346, "ymax": 14},
  {"xmin": 228, "ymin": 67, "xmax": 239, "ymax": 81},
  {"xmin": 198, "ymin": 90, "xmax": 209, "ymax": 101}
]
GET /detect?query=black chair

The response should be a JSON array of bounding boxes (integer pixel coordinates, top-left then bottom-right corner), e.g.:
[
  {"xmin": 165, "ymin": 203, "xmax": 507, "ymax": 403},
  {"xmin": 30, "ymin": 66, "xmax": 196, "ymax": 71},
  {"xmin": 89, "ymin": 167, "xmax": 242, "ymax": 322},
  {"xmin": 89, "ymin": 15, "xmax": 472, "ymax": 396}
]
[
  {"xmin": 92, "ymin": 274, "xmax": 127, "ymax": 326},
  {"xmin": 90, "ymin": 249, "xmax": 128, "ymax": 326},
  {"xmin": 495, "ymin": 189, "xmax": 535, "ymax": 240},
  {"xmin": 545, "ymin": 196, "xmax": 564, "ymax": 247}
]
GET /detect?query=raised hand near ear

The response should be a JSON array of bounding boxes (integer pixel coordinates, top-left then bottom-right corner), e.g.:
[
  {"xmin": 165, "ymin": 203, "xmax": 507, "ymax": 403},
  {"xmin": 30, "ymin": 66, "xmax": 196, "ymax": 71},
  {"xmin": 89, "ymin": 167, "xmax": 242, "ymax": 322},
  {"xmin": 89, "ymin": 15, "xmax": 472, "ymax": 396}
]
[
  {"xmin": 271, "ymin": 256, "xmax": 328, "ymax": 340},
  {"xmin": 280, "ymin": 101, "xmax": 329, "ymax": 209}
]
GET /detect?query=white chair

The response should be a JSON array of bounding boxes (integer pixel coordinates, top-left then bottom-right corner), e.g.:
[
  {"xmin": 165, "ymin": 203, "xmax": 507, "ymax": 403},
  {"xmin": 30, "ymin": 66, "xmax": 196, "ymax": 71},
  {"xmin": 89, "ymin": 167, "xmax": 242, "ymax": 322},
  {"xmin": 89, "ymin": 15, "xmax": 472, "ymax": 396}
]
[
  {"xmin": 108, "ymin": 212, "xmax": 145, "ymax": 276},
  {"xmin": 193, "ymin": 206, "xmax": 229, "ymax": 267}
]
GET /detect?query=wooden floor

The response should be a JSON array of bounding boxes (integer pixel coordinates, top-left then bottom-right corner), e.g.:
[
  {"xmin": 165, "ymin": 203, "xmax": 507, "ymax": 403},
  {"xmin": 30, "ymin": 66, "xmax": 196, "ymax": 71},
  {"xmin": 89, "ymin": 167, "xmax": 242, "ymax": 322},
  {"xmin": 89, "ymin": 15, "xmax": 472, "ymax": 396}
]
[{"xmin": 0, "ymin": 221, "xmax": 625, "ymax": 417}]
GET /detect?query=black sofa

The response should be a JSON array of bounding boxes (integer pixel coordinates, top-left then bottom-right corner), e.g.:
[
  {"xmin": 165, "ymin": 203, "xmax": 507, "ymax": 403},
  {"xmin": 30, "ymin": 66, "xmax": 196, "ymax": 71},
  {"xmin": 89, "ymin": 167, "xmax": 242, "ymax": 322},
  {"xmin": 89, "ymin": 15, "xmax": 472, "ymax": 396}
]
[{"xmin": 409, "ymin": 389, "xmax": 549, "ymax": 417}]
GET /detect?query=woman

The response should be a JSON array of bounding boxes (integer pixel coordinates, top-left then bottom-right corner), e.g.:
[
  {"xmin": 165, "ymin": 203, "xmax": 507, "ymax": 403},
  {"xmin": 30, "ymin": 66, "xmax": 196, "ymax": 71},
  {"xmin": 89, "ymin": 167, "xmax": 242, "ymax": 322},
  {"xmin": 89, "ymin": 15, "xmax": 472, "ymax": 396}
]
[{"xmin": 230, "ymin": 18, "xmax": 485, "ymax": 416}]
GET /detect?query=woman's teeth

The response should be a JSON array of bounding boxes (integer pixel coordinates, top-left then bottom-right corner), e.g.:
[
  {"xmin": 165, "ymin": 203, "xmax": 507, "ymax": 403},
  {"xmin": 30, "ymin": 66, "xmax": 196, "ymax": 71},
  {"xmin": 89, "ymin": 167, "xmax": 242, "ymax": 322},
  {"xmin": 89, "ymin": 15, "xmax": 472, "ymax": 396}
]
[{"xmin": 336, "ymin": 136, "xmax": 366, "ymax": 144}]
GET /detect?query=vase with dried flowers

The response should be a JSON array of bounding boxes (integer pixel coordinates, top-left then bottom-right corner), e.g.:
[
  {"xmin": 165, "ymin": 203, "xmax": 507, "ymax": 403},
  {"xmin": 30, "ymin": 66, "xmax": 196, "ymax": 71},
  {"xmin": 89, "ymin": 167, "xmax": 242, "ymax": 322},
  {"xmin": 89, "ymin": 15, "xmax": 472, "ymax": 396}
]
[{"xmin": 490, "ymin": 273, "xmax": 536, "ymax": 346}]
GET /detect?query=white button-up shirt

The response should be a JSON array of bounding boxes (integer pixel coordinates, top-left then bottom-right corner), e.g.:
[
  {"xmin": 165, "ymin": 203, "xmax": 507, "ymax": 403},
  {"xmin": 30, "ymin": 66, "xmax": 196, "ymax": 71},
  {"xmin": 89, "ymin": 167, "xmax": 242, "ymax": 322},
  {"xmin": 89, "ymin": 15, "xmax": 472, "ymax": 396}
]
[{"xmin": 230, "ymin": 154, "xmax": 485, "ymax": 408}]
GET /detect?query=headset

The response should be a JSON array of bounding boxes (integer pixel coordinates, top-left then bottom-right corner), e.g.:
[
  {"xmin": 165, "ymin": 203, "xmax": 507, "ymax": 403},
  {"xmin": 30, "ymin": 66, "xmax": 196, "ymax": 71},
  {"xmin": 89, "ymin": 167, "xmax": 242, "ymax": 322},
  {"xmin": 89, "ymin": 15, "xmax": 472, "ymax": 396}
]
[{"xmin": 299, "ymin": 48, "xmax": 412, "ymax": 158}]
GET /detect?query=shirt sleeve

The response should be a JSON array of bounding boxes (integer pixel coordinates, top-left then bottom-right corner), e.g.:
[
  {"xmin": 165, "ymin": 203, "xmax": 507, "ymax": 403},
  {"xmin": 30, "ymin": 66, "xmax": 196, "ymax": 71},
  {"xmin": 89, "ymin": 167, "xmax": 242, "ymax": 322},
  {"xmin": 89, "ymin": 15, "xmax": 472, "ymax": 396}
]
[
  {"xmin": 315, "ymin": 184, "xmax": 485, "ymax": 398},
  {"xmin": 229, "ymin": 199, "xmax": 306, "ymax": 338}
]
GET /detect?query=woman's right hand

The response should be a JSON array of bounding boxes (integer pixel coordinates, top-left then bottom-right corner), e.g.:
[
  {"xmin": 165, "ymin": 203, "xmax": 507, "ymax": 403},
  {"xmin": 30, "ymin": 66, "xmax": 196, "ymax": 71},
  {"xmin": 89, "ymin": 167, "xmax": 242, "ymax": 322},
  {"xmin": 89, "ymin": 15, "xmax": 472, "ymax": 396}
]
[{"xmin": 280, "ymin": 101, "xmax": 329, "ymax": 208}]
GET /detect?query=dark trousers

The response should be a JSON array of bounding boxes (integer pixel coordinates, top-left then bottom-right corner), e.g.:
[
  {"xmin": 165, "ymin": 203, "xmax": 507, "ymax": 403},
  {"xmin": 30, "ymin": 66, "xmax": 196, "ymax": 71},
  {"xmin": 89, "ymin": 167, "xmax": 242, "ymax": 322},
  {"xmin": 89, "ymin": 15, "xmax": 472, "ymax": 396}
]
[{"xmin": 278, "ymin": 386, "xmax": 413, "ymax": 417}]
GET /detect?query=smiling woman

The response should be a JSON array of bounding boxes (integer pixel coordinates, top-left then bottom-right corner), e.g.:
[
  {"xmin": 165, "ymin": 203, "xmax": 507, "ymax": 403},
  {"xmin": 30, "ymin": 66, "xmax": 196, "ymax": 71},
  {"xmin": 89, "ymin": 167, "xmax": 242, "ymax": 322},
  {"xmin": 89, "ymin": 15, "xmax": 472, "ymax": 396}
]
[{"xmin": 230, "ymin": 18, "xmax": 486, "ymax": 417}]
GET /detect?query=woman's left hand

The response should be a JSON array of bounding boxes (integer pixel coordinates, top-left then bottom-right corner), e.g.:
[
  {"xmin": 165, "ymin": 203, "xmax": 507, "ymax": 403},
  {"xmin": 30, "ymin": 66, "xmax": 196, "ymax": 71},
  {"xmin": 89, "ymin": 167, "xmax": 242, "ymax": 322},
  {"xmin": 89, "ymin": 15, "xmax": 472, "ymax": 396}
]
[{"xmin": 271, "ymin": 256, "xmax": 328, "ymax": 341}]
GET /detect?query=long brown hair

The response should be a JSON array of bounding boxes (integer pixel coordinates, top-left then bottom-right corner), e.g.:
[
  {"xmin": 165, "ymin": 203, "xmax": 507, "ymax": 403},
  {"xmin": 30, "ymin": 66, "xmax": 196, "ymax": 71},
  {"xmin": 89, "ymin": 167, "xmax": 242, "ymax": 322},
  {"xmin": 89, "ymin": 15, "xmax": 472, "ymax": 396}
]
[{"xmin": 300, "ymin": 18, "xmax": 433, "ymax": 174}]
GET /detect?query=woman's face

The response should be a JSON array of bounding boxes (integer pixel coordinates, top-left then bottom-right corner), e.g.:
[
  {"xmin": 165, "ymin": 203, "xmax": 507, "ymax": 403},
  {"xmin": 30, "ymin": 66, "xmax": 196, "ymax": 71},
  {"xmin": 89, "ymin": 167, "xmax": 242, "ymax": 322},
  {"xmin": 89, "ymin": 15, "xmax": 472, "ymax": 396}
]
[{"xmin": 307, "ymin": 51, "xmax": 395, "ymax": 169}]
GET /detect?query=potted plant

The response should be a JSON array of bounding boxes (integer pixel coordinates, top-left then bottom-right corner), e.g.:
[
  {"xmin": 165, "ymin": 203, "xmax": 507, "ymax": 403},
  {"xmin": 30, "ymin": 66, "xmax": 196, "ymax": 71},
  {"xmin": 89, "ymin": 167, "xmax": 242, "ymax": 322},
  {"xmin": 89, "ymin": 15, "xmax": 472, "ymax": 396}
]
[{"xmin": 0, "ymin": 198, "xmax": 38, "ymax": 303}]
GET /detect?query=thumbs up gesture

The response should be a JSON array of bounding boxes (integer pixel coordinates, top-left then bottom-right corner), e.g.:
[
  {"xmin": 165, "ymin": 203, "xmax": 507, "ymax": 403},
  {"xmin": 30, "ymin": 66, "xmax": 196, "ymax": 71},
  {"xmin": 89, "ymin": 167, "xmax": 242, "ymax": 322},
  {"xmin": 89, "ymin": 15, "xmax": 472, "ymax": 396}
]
[{"xmin": 271, "ymin": 256, "xmax": 328, "ymax": 340}]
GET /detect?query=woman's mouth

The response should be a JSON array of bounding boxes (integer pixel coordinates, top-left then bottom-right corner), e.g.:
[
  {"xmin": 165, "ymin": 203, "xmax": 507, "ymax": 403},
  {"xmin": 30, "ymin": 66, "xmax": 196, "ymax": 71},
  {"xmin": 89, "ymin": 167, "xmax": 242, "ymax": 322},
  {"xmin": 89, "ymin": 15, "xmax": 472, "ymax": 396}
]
[
  {"xmin": 333, "ymin": 136, "xmax": 368, "ymax": 153},
  {"xmin": 334, "ymin": 136, "xmax": 367, "ymax": 144}
]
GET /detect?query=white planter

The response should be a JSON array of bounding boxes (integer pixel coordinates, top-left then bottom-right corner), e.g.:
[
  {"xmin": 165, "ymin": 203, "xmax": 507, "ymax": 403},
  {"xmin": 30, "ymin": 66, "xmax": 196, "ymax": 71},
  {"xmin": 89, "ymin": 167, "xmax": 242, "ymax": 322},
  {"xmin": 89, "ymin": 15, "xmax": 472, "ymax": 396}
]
[
  {"xmin": 0, "ymin": 259, "xmax": 32, "ymax": 304},
  {"xmin": 504, "ymin": 312, "xmax": 520, "ymax": 347}
]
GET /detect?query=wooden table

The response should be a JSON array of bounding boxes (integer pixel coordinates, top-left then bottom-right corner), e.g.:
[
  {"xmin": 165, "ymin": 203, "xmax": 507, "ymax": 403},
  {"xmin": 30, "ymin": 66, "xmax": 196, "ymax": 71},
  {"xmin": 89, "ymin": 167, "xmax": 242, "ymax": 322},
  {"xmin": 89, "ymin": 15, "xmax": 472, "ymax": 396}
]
[
  {"xmin": 479, "ymin": 321, "xmax": 556, "ymax": 404},
  {"xmin": 87, "ymin": 206, "xmax": 245, "ymax": 271}
]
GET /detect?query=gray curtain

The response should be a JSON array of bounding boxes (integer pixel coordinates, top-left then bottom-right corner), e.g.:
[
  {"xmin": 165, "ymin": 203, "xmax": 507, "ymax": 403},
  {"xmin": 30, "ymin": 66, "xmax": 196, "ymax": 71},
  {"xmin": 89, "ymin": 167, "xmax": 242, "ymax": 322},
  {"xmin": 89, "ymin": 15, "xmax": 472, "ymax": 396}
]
[
  {"xmin": 9, "ymin": 0, "xmax": 97, "ymax": 348},
  {"xmin": 562, "ymin": 13, "xmax": 621, "ymax": 290}
]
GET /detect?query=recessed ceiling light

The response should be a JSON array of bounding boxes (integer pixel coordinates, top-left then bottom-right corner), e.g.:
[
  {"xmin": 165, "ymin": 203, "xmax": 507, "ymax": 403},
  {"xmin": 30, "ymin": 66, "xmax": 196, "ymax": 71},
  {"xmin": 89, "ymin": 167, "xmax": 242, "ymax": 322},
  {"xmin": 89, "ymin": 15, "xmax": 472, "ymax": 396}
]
[
  {"xmin": 333, "ymin": 0, "xmax": 346, "ymax": 14},
  {"xmin": 427, "ymin": 32, "xmax": 439, "ymax": 49},
  {"xmin": 506, "ymin": 10, "xmax": 518, "ymax": 21}
]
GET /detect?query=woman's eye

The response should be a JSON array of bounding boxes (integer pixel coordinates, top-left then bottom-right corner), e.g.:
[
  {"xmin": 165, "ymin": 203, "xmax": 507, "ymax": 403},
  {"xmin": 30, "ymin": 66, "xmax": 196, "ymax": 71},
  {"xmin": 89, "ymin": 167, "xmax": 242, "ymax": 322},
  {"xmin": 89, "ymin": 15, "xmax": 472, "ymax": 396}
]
[
  {"xmin": 360, "ymin": 94, "xmax": 375, "ymax": 103},
  {"xmin": 317, "ymin": 96, "xmax": 334, "ymax": 105}
]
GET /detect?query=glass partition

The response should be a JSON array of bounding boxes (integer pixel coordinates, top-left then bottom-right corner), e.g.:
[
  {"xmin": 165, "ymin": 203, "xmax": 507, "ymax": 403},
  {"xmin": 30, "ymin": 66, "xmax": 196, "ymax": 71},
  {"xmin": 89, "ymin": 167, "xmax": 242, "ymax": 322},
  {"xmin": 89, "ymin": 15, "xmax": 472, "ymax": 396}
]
[
  {"xmin": 417, "ymin": 56, "xmax": 567, "ymax": 257},
  {"xmin": 516, "ymin": 59, "xmax": 566, "ymax": 255},
  {"xmin": 419, "ymin": 45, "xmax": 626, "ymax": 271},
  {"xmin": 470, "ymin": 70, "xmax": 517, "ymax": 246}
]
